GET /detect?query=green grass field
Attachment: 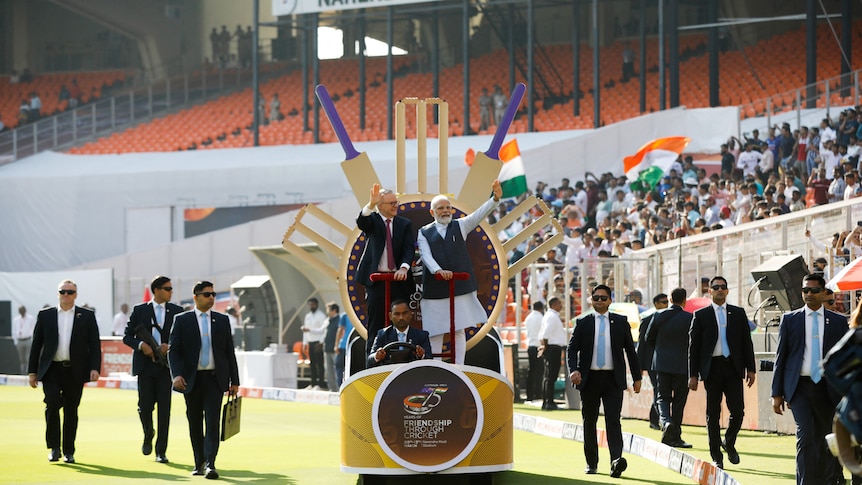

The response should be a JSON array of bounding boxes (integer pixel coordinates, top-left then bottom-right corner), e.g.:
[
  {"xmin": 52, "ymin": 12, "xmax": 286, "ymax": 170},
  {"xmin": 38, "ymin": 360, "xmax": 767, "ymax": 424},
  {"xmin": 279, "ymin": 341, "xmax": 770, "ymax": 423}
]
[{"xmin": 0, "ymin": 385, "xmax": 798, "ymax": 484}]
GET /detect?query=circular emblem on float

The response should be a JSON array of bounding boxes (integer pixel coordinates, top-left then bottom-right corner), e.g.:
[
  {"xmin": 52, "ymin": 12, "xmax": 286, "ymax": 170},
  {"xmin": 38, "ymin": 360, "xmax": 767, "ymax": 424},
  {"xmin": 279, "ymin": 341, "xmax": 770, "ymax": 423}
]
[{"xmin": 371, "ymin": 360, "xmax": 484, "ymax": 472}]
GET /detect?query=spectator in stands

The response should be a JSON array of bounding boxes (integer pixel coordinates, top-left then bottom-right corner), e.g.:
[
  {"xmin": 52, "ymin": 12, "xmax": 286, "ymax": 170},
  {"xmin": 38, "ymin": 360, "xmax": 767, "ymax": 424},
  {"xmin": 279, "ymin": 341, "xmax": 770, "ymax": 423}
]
[
  {"xmin": 68, "ymin": 79, "xmax": 80, "ymax": 108},
  {"xmin": 29, "ymin": 92, "xmax": 41, "ymax": 122},
  {"xmin": 736, "ymin": 143, "xmax": 761, "ymax": 179},
  {"xmin": 478, "ymin": 88, "xmax": 491, "ymax": 132},
  {"xmin": 789, "ymin": 188, "xmax": 806, "ymax": 211},
  {"xmin": 806, "ymin": 167, "xmax": 829, "ymax": 206},
  {"xmin": 269, "ymin": 93, "xmax": 282, "ymax": 122},
  {"xmin": 844, "ymin": 172, "xmax": 860, "ymax": 200},
  {"xmin": 20, "ymin": 68, "xmax": 33, "ymax": 83},
  {"xmin": 621, "ymin": 41, "xmax": 635, "ymax": 82},
  {"xmin": 820, "ymin": 118, "xmax": 837, "ymax": 153},
  {"xmin": 59, "ymin": 84, "xmax": 70, "ymax": 104},
  {"xmin": 720, "ymin": 143, "xmax": 735, "ymax": 179},
  {"xmin": 9, "ymin": 69, "xmax": 19, "ymax": 84},
  {"xmin": 828, "ymin": 166, "xmax": 846, "ymax": 203},
  {"xmin": 209, "ymin": 28, "xmax": 220, "ymax": 66},
  {"xmin": 779, "ymin": 125, "xmax": 796, "ymax": 173},
  {"xmin": 793, "ymin": 126, "xmax": 809, "ymax": 177},
  {"xmin": 218, "ymin": 26, "xmax": 231, "ymax": 68},
  {"xmin": 18, "ymin": 99, "xmax": 30, "ymax": 125},
  {"xmin": 492, "ymin": 85, "xmax": 506, "ymax": 126}
]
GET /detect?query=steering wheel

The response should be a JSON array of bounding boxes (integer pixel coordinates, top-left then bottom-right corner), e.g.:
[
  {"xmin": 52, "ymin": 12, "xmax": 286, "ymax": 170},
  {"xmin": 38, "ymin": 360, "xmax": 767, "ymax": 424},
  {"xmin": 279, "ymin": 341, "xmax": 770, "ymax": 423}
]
[{"xmin": 380, "ymin": 341, "xmax": 419, "ymax": 364}]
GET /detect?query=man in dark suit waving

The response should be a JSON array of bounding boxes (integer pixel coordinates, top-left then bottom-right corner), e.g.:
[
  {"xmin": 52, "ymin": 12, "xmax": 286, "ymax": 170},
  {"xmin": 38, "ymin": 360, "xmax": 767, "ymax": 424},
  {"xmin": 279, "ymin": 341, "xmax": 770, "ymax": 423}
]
[
  {"xmin": 688, "ymin": 276, "xmax": 756, "ymax": 470},
  {"xmin": 645, "ymin": 287, "xmax": 693, "ymax": 448},
  {"xmin": 772, "ymin": 273, "xmax": 848, "ymax": 485},
  {"xmin": 123, "ymin": 275, "xmax": 182, "ymax": 463},
  {"xmin": 169, "ymin": 281, "xmax": 239, "ymax": 480},
  {"xmin": 367, "ymin": 300, "xmax": 432, "ymax": 367},
  {"xmin": 567, "ymin": 284, "xmax": 641, "ymax": 478},
  {"xmin": 357, "ymin": 183, "xmax": 415, "ymax": 354},
  {"xmin": 28, "ymin": 279, "xmax": 101, "ymax": 464}
]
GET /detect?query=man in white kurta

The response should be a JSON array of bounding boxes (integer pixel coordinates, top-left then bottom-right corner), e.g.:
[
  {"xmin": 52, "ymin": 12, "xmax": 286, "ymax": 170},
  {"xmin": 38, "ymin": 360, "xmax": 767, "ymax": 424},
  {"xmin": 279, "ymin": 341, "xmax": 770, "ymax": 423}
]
[{"xmin": 418, "ymin": 180, "xmax": 501, "ymax": 364}]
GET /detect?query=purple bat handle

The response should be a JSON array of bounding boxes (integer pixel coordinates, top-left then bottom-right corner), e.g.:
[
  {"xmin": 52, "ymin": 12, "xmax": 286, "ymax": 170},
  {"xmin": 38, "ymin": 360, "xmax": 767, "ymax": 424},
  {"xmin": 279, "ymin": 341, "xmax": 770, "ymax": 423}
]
[
  {"xmin": 315, "ymin": 85, "xmax": 360, "ymax": 160},
  {"xmin": 485, "ymin": 82, "xmax": 526, "ymax": 160}
]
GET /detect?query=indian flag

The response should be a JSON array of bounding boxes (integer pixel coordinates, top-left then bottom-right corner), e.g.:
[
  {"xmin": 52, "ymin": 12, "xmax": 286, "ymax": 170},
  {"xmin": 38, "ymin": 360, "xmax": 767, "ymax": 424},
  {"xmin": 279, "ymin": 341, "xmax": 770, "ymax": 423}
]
[
  {"xmin": 624, "ymin": 136, "xmax": 691, "ymax": 182},
  {"xmin": 498, "ymin": 139, "xmax": 528, "ymax": 198}
]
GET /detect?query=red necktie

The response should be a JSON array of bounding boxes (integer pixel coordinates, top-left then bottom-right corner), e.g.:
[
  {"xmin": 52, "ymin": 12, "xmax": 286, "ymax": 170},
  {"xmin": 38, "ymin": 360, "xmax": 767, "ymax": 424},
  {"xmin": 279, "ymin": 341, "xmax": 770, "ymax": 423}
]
[{"xmin": 385, "ymin": 219, "xmax": 395, "ymax": 270}]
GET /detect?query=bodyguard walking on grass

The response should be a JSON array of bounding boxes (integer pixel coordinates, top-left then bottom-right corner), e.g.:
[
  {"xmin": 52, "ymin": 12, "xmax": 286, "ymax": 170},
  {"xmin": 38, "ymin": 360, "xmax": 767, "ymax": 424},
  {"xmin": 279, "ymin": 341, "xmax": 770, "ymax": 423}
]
[
  {"xmin": 169, "ymin": 281, "xmax": 239, "ymax": 480},
  {"xmin": 123, "ymin": 275, "xmax": 182, "ymax": 464},
  {"xmin": 28, "ymin": 279, "xmax": 101, "ymax": 464}
]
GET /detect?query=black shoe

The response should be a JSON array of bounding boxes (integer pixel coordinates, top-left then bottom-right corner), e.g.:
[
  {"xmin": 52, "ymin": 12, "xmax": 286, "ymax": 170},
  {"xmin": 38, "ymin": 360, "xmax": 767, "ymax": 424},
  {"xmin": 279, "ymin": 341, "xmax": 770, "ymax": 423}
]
[
  {"xmin": 205, "ymin": 465, "xmax": 219, "ymax": 479},
  {"xmin": 63, "ymin": 454, "xmax": 75, "ymax": 464},
  {"xmin": 48, "ymin": 448, "xmax": 61, "ymax": 462},
  {"xmin": 670, "ymin": 440, "xmax": 693, "ymax": 449},
  {"xmin": 142, "ymin": 439, "xmax": 153, "ymax": 456},
  {"xmin": 610, "ymin": 457, "xmax": 627, "ymax": 478},
  {"xmin": 649, "ymin": 422, "xmax": 661, "ymax": 430},
  {"xmin": 661, "ymin": 423, "xmax": 678, "ymax": 445},
  {"xmin": 155, "ymin": 454, "xmax": 169, "ymax": 463},
  {"xmin": 722, "ymin": 440, "xmax": 740, "ymax": 465},
  {"xmin": 191, "ymin": 466, "xmax": 205, "ymax": 476},
  {"xmin": 544, "ymin": 402, "xmax": 559, "ymax": 411},
  {"xmin": 584, "ymin": 466, "xmax": 597, "ymax": 474},
  {"xmin": 712, "ymin": 459, "xmax": 724, "ymax": 470}
]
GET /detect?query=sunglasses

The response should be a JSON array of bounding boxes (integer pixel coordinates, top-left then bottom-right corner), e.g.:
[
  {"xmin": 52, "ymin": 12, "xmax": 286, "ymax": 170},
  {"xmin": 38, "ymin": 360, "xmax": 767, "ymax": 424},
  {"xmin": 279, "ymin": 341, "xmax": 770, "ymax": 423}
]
[
  {"xmin": 801, "ymin": 287, "xmax": 823, "ymax": 294},
  {"xmin": 196, "ymin": 292, "xmax": 217, "ymax": 298},
  {"xmin": 159, "ymin": 286, "xmax": 173, "ymax": 292},
  {"xmin": 591, "ymin": 295, "xmax": 610, "ymax": 302},
  {"xmin": 58, "ymin": 289, "xmax": 77, "ymax": 295},
  {"xmin": 658, "ymin": 300, "xmax": 669, "ymax": 305},
  {"xmin": 711, "ymin": 284, "xmax": 728, "ymax": 291}
]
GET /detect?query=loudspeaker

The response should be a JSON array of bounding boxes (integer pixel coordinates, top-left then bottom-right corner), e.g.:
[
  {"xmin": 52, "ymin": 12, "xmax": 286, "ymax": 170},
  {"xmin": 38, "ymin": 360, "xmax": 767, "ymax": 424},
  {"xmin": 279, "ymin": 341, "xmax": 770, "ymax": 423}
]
[
  {"xmin": 750, "ymin": 255, "xmax": 810, "ymax": 311},
  {"xmin": 0, "ymin": 301, "xmax": 10, "ymax": 337}
]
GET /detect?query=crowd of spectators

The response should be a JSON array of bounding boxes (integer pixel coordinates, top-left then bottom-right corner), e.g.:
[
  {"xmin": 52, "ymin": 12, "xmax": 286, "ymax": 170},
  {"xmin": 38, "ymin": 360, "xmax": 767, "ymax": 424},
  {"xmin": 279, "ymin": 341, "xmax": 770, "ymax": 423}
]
[{"xmin": 490, "ymin": 106, "xmax": 862, "ymax": 318}]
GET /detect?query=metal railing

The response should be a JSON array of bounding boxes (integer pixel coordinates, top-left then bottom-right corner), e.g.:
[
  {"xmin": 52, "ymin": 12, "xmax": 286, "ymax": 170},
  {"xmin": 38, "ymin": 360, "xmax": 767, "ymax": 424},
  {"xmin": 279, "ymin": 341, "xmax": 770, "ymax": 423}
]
[{"xmin": 0, "ymin": 63, "xmax": 282, "ymax": 162}]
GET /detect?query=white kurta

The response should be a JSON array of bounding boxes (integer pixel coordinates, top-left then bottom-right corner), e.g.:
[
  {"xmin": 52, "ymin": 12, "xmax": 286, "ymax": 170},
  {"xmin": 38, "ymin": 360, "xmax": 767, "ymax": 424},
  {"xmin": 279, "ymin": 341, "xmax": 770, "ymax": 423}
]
[{"xmin": 418, "ymin": 197, "xmax": 497, "ymax": 337}]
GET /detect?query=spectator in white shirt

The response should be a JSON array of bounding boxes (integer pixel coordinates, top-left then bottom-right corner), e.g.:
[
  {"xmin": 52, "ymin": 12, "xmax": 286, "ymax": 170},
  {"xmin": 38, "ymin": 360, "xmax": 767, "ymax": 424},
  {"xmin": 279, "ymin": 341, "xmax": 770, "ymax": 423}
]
[
  {"xmin": 523, "ymin": 301, "xmax": 545, "ymax": 401},
  {"xmin": 12, "ymin": 305, "xmax": 36, "ymax": 374},
  {"xmin": 112, "ymin": 303, "xmax": 129, "ymax": 336}
]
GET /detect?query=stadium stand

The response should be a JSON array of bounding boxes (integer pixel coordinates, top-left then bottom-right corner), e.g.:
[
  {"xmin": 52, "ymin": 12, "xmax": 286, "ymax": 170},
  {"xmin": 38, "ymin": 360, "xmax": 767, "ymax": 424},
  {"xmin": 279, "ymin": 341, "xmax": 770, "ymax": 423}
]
[{"xmin": 0, "ymin": 70, "xmax": 128, "ymax": 130}]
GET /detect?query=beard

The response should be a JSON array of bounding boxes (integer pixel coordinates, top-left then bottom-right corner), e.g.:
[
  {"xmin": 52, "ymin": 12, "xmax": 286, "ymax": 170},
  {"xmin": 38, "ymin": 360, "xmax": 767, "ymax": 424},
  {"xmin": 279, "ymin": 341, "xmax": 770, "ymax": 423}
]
[{"xmin": 434, "ymin": 214, "xmax": 452, "ymax": 225}]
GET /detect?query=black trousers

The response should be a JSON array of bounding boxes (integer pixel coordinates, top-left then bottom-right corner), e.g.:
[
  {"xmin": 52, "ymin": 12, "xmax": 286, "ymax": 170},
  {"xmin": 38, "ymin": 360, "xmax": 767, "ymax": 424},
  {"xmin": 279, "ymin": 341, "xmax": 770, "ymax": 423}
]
[
  {"xmin": 542, "ymin": 345, "xmax": 563, "ymax": 404},
  {"xmin": 656, "ymin": 372, "xmax": 690, "ymax": 433},
  {"xmin": 704, "ymin": 357, "xmax": 744, "ymax": 460},
  {"xmin": 307, "ymin": 341, "xmax": 324, "ymax": 387},
  {"xmin": 138, "ymin": 367, "xmax": 172, "ymax": 454},
  {"xmin": 789, "ymin": 377, "xmax": 843, "ymax": 485},
  {"xmin": 184, "ymin": 370, "xmax": 223, "ymax": 469},
  {"xmin": 364, "ymin": 280, "xmax": 412, "ymax": 354},
  {"xmin": 42, "ymin": 361, "xmax": 85, "ymax": 454},
  {"xmin": 647, "ymin": 370, "xmax": 660, "ymax": 427},
  {"xmin": 527, "ymin": 346, "xmax": 543, "ymax": 401},
  {"xmin": 581, "ymin": 370, "xmax": 624, "ymax": 467}
]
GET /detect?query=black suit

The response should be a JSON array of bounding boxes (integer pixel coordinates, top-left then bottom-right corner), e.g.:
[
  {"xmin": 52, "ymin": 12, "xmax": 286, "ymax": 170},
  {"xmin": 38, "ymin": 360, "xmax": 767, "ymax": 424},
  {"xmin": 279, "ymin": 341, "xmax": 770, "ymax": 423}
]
[
  {"xmin": 366, "ymin": 326, "xmax": 432, "ymax": 367},
  {"xmin": 772, "ymin": 307, "xmax": 848, "ymax": 484},
  {"xmin": 356, "ymin": 210, "xmax": 415, "ymax": 353},
  {"xmin": 168, "ymin": 310, "xmax": 239, "ymax": 470},
  {"xmin": 636, "ymin": 311, "xmax": 661, "ymax": 428},
  {"xmin": 28, "ymin": 306, "xmax": 101, "ymax": 456},
  {"xmin": 645, "ymin": 305, "xmax": 692, "ymax": 434},
  {"xmin": 123, "ymin": 301, "xmax": 182, "ymax": 455},
  {"xmin": 689, "ymin": 303, "xmax": 755, "ymax": 461},
  {"xmin": 567, "ymin": 312, "xmax": 641, "ymax": 468}
]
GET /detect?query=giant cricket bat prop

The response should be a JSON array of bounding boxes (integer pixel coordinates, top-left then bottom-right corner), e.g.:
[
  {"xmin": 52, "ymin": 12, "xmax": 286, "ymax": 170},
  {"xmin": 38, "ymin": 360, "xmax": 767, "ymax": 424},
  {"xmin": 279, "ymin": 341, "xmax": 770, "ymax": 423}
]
[
  {"xmin": 315, "ymin": 85, "xmax": 381, "ymax": 207},
  {"xmin": 457, "ymin": 82, "xmax": 526, "ymax": 210}
]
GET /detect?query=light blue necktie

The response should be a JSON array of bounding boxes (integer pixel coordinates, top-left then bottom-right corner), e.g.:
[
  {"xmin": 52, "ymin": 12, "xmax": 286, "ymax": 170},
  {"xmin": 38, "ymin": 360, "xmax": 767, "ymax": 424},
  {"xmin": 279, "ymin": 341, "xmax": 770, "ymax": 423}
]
[
  {"xmin": 597, "ymin": 315, "xmax": 606, "ymax": 368},
  {"xmin": 200, "ymin": 313, "xmax": 210, "ymax": 367},
  {"xmin": 398, "ymin": 331, "xmax": 406, "ymax": 343},
  {"xmin": 154, "ymin": 304, "xmax": 163, "ymax": 343},
  {"xmin": 811, "ymin": 312, "xmax": 821, "ymax": 383},
  {"xmin": 718, "ymin": 306, "xmax": 730, "ymax": 358}
]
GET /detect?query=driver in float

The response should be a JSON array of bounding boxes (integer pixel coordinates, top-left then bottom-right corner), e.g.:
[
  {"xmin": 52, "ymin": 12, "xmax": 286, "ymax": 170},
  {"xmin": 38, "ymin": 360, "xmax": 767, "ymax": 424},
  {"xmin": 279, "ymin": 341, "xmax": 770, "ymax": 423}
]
[{"xmin": 367, "ymin": 300, "xmax": 432, "ymax": 367}]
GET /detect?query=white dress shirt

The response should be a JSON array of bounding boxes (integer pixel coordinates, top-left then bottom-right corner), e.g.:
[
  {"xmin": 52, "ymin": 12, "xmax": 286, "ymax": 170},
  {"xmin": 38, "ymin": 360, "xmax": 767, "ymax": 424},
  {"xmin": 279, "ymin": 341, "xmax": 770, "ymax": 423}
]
[
  {"xmin": 12, "ymin": 313, "xmax": 36, "ymax": 344},
  {"xmin": 590, "ymin": 312, "xmax": 614, "ymax": 370},
  {"xmin": 524, "ymin": 310, "xmax": 544, "ymax": 347},
  {"xmin": 54, "ymin": 307, "xmax": 75, "ymax": 361},
  {"xmin": 539, "ymin": 308, "xmax": 567, "ymax": 346},
  {"xmin": 303, "ymin": 309, "xmax": 328, "ymax": 343}
]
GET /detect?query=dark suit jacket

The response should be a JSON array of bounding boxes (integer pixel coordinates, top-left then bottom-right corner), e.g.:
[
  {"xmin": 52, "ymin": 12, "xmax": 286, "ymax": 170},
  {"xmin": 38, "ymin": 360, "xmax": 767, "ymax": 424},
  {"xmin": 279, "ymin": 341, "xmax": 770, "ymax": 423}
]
[
  {"xmin": 367, "ymin": 326, "xmax": 432, "ymax": 367},
  {"xmin": 356, "ymin": 211, "xmax": 415, "ymax": 286},
  {"xmin": 168, "ymin": 310, "xmax": 239, "ymax": 394},
  {"xmin": 28, "ymin": 306, "xmax": 101, "ymax": 383},
  {"xmin": 689, "ymin": 303, "xmax": 756, "ymax": 381},
  {"xmin": 772, "ymin": 307, "xmax": 848, "ymax": 403},
  {"xmin": 637, "ymin": 311, "xmax": 660, "ymax": 371},
  {"xmin": 645, "ymin": 305, "xmax": 693, "ymax": 375},
  {"xmin": 123, "ymin": 301, "xmax": 183, "ymax": 376},
  {"xmin": 567, "ymin": 312, "xmax": 641, "ymax": 391}
]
